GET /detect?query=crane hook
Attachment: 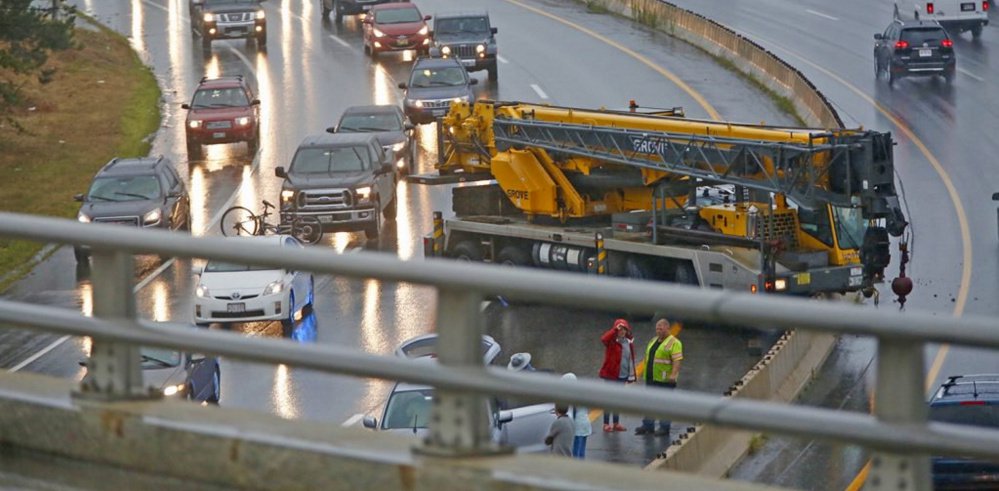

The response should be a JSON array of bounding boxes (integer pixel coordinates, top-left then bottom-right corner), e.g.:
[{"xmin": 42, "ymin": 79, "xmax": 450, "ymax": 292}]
[{"xmin": 891, "ymin": 241, "xmax": 913, "ymax": 310}]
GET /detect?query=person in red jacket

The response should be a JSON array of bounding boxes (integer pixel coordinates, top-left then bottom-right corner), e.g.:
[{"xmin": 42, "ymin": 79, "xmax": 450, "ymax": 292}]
[{"xmin": 598, "ymin": 318, "xmax": 637, "ymax": 432}]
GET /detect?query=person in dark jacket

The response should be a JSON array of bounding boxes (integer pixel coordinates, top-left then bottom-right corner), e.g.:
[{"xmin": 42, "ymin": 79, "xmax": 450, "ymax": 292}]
[{"xmin": 598, "ymin": 318, "xmax": 637, "ymax": 432}]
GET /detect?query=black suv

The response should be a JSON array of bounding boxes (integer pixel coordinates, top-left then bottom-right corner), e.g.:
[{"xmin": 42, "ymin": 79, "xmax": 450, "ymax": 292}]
[
  {"xmin": 874, "ymin": 17, "xmax": 955, "ymax": 86},
  {"xmin": 429, "ymin": 12, "xmax": 498, "ymax": 82},
  {"xmin": 74, "ymin": 156, "xmax": 191, "ymax": 263},
  {"xmin": 398, "ymin": 57, "xmax": 477, "ymax": 125},
  {"xmin": 928, "ymin": 374, "xmax": 999, "ymax": 489},
  {"xmin": 275, "ymin": 133, "xmax": 397, "ymax": 240},
  {"xmin": 190, "ymin": 0, "xmax": 267, "ymax": 51}
]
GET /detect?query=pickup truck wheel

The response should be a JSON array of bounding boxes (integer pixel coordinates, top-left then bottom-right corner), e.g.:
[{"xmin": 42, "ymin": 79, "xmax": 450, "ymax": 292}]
[
  {"xmin": 364, "ymin": 200, "xmax": 382, "ymax": 240},
  {"xmin": 256, "ymin": 35, "xmax": 267, "ymax": 51},
  {"xmin": 187, "ymin": 141, "xmax": 202, "ymax": 161},
  {"xmin": 488, "ymin": 65, "xmax": 498, "ymax": 83},
  {"xmin": 407, "ymin": 143, "xmax": 417, "ymax": 174},
  {"xmin": 383, "ymin": 197, "xmax": 397, "ymax": 221},
  {"xmin": 450, "ymin": 241, "xmax": 482, "ymax": 262},
  {"xmin": 201, "ymin": 35, "xmax": 211, "ymax": 51},
  {"xmin": 972, "ymin": 25, "xmax": 983, "ymax": 38},
  {"xmin": 247, "ymin": 130, "xmax": 260, "ymax": 153}
]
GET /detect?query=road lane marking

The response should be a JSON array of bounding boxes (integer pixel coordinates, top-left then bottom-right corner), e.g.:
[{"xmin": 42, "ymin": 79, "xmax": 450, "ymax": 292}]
[
  {"xmin": 497, "ymin": 55, "xmax": 509, "ymax": 64},
  {"xmin": 958, "ymin": 67, "xmax": 984, "ymax": 82},
  {"xmin": 342, "ymin": 413, "xmax": 365, "ymax": 427},
  {"xmin": 530, "ymin": 83, "xmax": 549, "ymax": 99},
  {"xmin": 140, "ymin": 0, "xmax": 169, "ymax": 14},
  {"xmin": 805, "ymin": 9, "xmax": 839, "ymax": 21},
  {"xmin": 329, "ymin": 34, "xmax": 352, "ymax": 49},
  {"xmin": 501, "ymin": 0, "xmax": 721, "ymax": 120},
  {"xmin": 7, "ymin": 335, "xmax": 70, "ymax": 372}
]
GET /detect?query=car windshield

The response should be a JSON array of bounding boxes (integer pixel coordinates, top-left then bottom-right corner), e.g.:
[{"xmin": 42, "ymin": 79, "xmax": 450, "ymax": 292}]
[
  {"xmin": 191, "ymin": 87, "xmax": 249, "ymax": 108},
  {"xmin": 930, "ymin": 404, "xmax": 999, "ymax": 429},
  {"xmin": 338, "ymin": 113, "xmax": 402, "ymax": 132},
  {"xmin": 435, "ymin": 16, "xmax": 489, "ymax": 34},
  {"xmin": 87, "ymin": 175, "xmax": 162, "ymax": 202},
  {"xmin": 204, "ymin": 260, "xmax": 279, "ymax": 273},
  {"xmin": 140, "ymin": 348, "xmax": 182, "ymax": 368},
  {"xmin": 383, "ymin": 389, "xmax": 433, "ymax": 429},
  {"xmin": 832, "ymin": 206, "xmax": 866, "ymax": 250},
  {"xmin": 290, "ymin": 146, "xmax": 370, "ymax": 173},
  {"xmin": 375, "ymin": 7, "xmax": 422, "ymax": 24},
  {"xmin": 409, "ymin": 66, "xmax": 467, "ymax": 88},
  {"xmin": 901, "ymin": 28, "xmax": 946, "ymax": 45}
]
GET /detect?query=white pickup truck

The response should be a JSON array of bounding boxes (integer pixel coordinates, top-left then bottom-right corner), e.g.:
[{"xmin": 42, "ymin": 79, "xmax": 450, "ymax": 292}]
[
  {"xmin": 362, "ymin": 334, "xmax": 556, "ymax": 452},
  {"xmin": 912, "ymin": 0, "xmax": 989, "ymax": 37}
]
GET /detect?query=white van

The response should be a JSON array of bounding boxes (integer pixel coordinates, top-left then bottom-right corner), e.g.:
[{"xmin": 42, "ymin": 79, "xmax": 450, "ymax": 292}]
[{"xmin": 911, "ymin": 0, "xmax": 989, "ymax": 37}]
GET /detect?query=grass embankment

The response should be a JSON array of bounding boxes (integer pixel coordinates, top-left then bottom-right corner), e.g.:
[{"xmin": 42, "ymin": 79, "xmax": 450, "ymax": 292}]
[{"xmin": 0, "ymin": 21, "xmax": 161, "ymax": 292}]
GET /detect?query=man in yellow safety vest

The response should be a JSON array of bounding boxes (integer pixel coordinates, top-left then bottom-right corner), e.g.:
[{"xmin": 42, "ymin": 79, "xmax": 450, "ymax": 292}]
[{"xmin": 635, "ymin": 317, "xmax": 683, "ymax": 437}]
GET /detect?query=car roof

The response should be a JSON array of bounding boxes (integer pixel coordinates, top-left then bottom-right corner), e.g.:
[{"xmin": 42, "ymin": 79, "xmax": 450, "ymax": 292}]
[
  {"xmin": 413, "ymin": 57, "xmax": 464, "ymax": 69},
  {"xmin": 98, "ymin": 156, "xmax": 167, "ymax": 176},
  {"xmin": 435, "ymin": 11, "xmax": 489, "ymax": 19},
  {"xmin": 893, "ymin": 18, "xmax": 945, "ymax": 30},
  {"xmin": 371, "ymin": 2, "xmax": 420, "ymax": 10},
  {"xmin": 197, "ymin": 76, "xmax": 247, "ymax": 90},
  {"xmin": 297, "ymin": 132, "xmax": 379, "ymax": 148},
  {"xmin": 341, "ymin": 105, "xmax": 403, "ymax": 117},
  {"xmin": 930, "ymin": 375, "xmax": 999, "ymax": 405}
]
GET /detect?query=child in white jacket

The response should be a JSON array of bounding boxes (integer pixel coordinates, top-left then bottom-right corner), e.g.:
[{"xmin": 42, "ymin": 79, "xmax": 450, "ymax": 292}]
[{"xmin": 561, "ymin": 373, "xmax": 593, "ymax": 459}]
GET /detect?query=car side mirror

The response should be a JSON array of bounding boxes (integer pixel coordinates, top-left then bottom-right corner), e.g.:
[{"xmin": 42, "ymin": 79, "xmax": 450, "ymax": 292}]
[
  {"xmin": 168, "ymin": 191, "xmax": 183, "ymax": 199},
  {"xmin": 491, "ymin": 27, "xmax": 498, "ymax": 35},
  {"xmin": 187, "ymin": 352, "xmax": 207, "ymax": 364},
  {"xmin": 397, "ymin": 82, "xmax": 407, "ymax": 89},
  {"xmin": 469, "ymin": 78, "xmax": 479, "ymax": 85},
  {"xmin": 498, "ymin": 410, "xmax": 513, "ymax": 425},
  {"xmin": 326, "ymin": 126, "xmax": 336, "ymax": 134},
  {"xmin": 992, "ymin": 192, "xmax": 999, "ymax": 201},
  {"xmin": 251, "ymin": 99, "xmax": 261, "ymax": 105},
  {"xmin": 424, "ymin": 15, "xmax": 431, "ymax": 21},
  {"xmin": 74, "ymin": 193, "xmax": 85, "ymax": 202},
  {"xmin": 181, "ymin": 103, "xmax": 191, "ymax": 110},
  {"xmin": 404, "ymin": 123, "xmax": 415, "ymax": 131},
  {"xmin": 362, "ymin": 416, "xmax": 377, "ymax": 429},
  {"xmin": 874, "ymin": 33, "xmax": 883, "ymax": 40},
  {"xmin": 191, "ymin": 265, "xmax": 203, "ymax": 276},
  {"xmin": 275, "ymin": 166, "xmax": 287, "ymax": 178}
]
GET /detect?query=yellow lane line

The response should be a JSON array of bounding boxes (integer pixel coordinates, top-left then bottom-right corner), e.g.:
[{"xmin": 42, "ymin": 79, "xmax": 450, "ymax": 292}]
[{"xmin": 500, "ymin": 0, "xmax": 722, "ymax": 121}]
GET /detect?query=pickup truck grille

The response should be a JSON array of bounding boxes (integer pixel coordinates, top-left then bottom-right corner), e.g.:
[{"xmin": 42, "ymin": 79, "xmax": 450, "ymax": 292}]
[
  {"xmin": 94, "ymin": 216, "xmax": 140, "ymax": 227},
  {"xmin": 422, "ymin": 99, "xmax": 452, "ymax": 109},
  {"xmin": 448, "ymin": 44, "xmax": 477, "ymax": 59},
  {"xmin": 298, "ymin": 188, "xmax": 354, "ymax": 211},
  {"xmin": 219, "ymin": 12, "xmax": 253, "ymax": 23}
]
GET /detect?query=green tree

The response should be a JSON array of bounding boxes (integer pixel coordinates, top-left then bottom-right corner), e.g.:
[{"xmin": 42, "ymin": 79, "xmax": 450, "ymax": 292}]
[{"xmin": 0, "ymin": 0, "xmax": 76, "ymax": 116}]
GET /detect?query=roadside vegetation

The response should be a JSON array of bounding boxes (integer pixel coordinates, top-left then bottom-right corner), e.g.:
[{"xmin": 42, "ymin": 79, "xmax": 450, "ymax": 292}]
[{"xmin": 0, "ymin": 8, "xmax": 161, "ymax": 292}]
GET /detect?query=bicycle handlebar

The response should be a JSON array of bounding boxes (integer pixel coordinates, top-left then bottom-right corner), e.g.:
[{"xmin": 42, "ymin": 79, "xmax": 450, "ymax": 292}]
[{"xmin": 263, "ymin": 200, "xmax": 275, "ymax": 209}]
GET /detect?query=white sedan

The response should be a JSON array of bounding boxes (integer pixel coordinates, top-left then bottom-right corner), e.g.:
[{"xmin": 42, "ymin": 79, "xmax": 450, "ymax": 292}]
[{"xmin": 192, "ymin": 235, "xmax": 314, "ymax": 329}]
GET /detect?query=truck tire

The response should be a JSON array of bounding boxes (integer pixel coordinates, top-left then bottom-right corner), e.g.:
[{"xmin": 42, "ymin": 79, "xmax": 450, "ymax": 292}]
[
  {"xmin": 187, "ymin": 141, "xmax": 202, "ymax": 161},
  {"xmin": 201, "ymin": 35, "xmax": 212, "ymax": 51},
  {"xmin": 383, "ymin": 196, "xmax": 397, "ymax": 221},
  {"xmin": 487, "ymin": 64, "xmax": 498, "ymax": 83},
  {"xmin": 496, "ymin": 245, "xmax": 530, "ymax": 267},
  {"xmin": 972, "ymin": 25, "xmax": 983, "ymax": 38},
  {"xmin": 450, "ymin": 240, "xmax": 482, "ymax": 262},
  {"xmin": 364, "ymin": 199, "xmax": 383, "ymax": 240}
]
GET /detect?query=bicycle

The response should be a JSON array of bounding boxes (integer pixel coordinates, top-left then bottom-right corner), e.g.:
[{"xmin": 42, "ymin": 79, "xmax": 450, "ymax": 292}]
[{"xmin": 220, "ymin": 200, "xmax": 324, "ymax": 245}]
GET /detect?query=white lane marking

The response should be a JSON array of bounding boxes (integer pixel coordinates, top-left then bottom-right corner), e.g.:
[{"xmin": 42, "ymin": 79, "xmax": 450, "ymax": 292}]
[
  {"xmin": 135, "ymin": 258, "xmax": 176, "ymax": 291},
  {"xmin": 7, "ymin": 336, "xmax": 70, "ymax": 372},
  {"xmin": 140, "ymin": 0, "xmax": 169, "ymax": 14},
  {"xmin": 805, "ymin": 9, "xmax": 839, "ymax": 21},
  {"xmin": 958, "ymin": 67, "xmax": 984, "ymax": 82},
  {"xmin": 530, "ymin": 83, "xmax": 549, "ymax": 99},
  {"xmin": 329, "ymin": 34, "xmax": 352, "ymax": 49},
  {"xmin": 342, "ymin": 413, "xmax": 365, "ymax": 427},
  {"xmin": 227, "ymin": 46, "xmax": 256, "ymax": 70},
  {"xmin": 497, "ymin": 54, "xmax": 509, "ymax": 64}
]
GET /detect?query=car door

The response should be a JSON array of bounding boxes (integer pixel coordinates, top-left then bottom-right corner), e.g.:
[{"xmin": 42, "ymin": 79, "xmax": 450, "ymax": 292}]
[
  {"xmin": 159, "ymin": 169, "xmax": 182, "ymax": 230},
  {"xmin": 371, "ymin": 141, "xmax": 394, "ymax": 208},
  {"xmin": 496, "ymin": 399, "xmax": 556, "ymax": 452}
]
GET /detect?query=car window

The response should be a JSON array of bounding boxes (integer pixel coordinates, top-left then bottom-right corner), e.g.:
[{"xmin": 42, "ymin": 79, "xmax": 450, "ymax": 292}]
[
  {"xmin": 436, "ymin": 16, "xmax": 489, "ymax": 34},
  {"xmin": 338, "ymin": 113, "xmax": 402, "ymax": 132},
  {"xmin": 930, "ymin": 404, "xmax": 999, "ymax": 429},
  {"xmin": 87, "ymin": 175, "xmax": 162, "ymax": 202},
  {"xmin": 191, "ymin": 87, "xmax": 249, "ymax": 108},
  {"xmin": 290, "ymin": 146, "xmax": 370, "ymax": 173},
  {"xmin": 161, "ymin": 166, "xmax": 179, "ymax": 190},
  {"xmin": 384, "ymin": 389, "xmax": 433, "ymax": 429},
  {"xmin": 410, "ymin": 66, "xmax": 467, "ymax": 88},
  {"xmin": 140, "ymin": 347, "xmax": 182, "ymax": 368},
  {"xmin": 901, "ymin": 28, "xmax": 946, "ymax": 45},
  {"xmin": 204, "ymin": 260, "xmax": 280, "ymax": 273},
  {"xmin": 375, "ymin": 7, "xmax": 422, "ymax": 24}
]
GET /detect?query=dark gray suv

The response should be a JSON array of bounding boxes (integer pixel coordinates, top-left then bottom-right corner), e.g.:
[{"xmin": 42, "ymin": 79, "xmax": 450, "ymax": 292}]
[
  {"xmin": 398, "ymin": 57, "xmax": 477, "ymax": 125},
  {"xmin": 429, "ymin": 12, "xmax": 498, "ymax": 82},
  {"xmin": 74, "ymin": 156, "xmax": 191, "ymax": 263}
]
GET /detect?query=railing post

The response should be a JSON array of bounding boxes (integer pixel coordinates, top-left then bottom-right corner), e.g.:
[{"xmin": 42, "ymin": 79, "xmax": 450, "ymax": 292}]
[
  {"xmin": 76, "ymin": 251, "xmax": 149, "ymax": 400},
  {"xmin": 865, "ymin": 339, "xmax": 931, "ymax": 491},
  {"xmin": 418, "ymin": 287, "xmax": 510, "ymax": 456}
]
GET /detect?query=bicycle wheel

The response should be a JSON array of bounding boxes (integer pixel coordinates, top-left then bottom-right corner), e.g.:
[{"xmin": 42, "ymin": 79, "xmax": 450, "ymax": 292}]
[
  {"xmin": 220, "ymin": 206, "xmax": 259, "ymax": 237},
  {"xmin": 291, "ymin": 216, "xmax": 323, "ymax": 244}
]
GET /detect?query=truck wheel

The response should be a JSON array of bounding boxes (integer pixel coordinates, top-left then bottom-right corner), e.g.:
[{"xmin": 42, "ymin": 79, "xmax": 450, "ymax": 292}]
[
  {"xmin": 256, "ymin": 35, "xmax": 267, "ymax": 51},
  {"xmin": 383, "ymin": 197, "xmax": 397, "ymax": 220},
  {"xmin": 187, "ymin": 141, "xmax": 202, "ymax": 161},
  {"xmin": 972, "ymin": 25, "xmax": 983, "ymax": 38},
  {"xmin": 496, "ymin": 245, "xmax": 530, "ymax": 266},
  {"xmin": 364, "ymin": 199, "xmax": 383, "ymax": 240},
  {"xmin": 201, "ymin": 35, "xmax": 212, "ymax": 51},
  {"xmin": 450, "ymin": 240, "xmax": 482, "ymax": 262},
  {"xmin": 487, "ymin": 65, "xmax": 498, "ymax": 83},
  {"xmin": 407, "ymin": 143, "xmax": 417, "ymax": 174}
]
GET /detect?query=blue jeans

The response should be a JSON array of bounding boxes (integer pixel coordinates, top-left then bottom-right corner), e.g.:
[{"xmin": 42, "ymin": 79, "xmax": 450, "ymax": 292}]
[
  {"xmin": 602, "ymin": 376, "xmax": 629, "ymax": 424},
  {"xmin": 641, "ymin": 380, "xmax": 677, "ymax": 432},
  {"xmin": 572, "ymin": 436, "xmax": 587, "ymax": 459}
]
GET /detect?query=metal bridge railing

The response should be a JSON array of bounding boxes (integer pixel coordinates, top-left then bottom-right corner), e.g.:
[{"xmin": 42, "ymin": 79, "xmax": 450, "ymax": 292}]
[{"xmin": 2, "ymin": 212, "xmax": 998, "ymax": 490}]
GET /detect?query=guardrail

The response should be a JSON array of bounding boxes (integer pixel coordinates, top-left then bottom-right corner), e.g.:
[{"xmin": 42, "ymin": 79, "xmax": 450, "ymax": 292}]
[{"xmin": 2, "ymin": 212, "xmax": 998, "ymax": 490}]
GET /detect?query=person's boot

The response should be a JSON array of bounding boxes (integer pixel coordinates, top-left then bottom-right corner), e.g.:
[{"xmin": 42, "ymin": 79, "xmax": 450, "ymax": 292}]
[
  {"xmin": 602, "ymin": 424, "xmax": 613, "ymax": 432},
  {"xmin": 613, "ymin": 423, "xmax": 627, "ymax": 432},
  {"xmin": 654, "ymin": 425, "xmax": 671, "ymax": 437},
  {"xmin": 634, "ymin": 426, "xmax": 653, "ymax": 435}
]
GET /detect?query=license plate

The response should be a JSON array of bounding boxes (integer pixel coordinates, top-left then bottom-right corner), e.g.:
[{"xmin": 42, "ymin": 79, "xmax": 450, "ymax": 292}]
[
  {"xmin": 227, "ymin": 302, "xmax": 245, "ymax": 313},
  {"xmin": 460, "ymin": 59, "xmax": 476, "ymax": 67},
  {"xmin": 432, "ymin": 109, "xmax": 446, "ymax": 116},
  {"xmin": 318, "ymin": 215, "xmax": 332, "ymax": 223},
  {"xmin": 961, "ymin": 2, "xmax": 975, "ymax": 11},
  {"xmin": 213, "ymin": 131, "xmax": 226, "ymax": 138},
  {"xmin": 226, "ymin": 28, "xmax": 246, "ymax": 37},
  {"xmin": 396, "ymin": 39, "xmax": 408, "ymax": 46},
  {"xmin": 919, "ymin": 48, "xmax": 932, "ymax": 57}
]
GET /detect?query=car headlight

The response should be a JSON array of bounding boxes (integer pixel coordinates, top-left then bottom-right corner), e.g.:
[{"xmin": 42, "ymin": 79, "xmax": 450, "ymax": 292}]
[
  {"xmin": 264, "ymin": 280, "xmax": 284, "ymax": 296},
  {"xmin": 372, "ymin": 27, "xmax": 385, "ymax": 38},
  {"xmin": 195, "ymin": 285, "xmax": 210, "ymax": 298},
  {"xmin": 163, "ymin": 384, "xmax": 185, "ymax": 397},
  {"xmin": 355, "ymin": 186, "xmax": 372, "ymax": 202},
  {"xmin": 418, "ymin": 25, "xmax": 429, "ymax": 36},
  {"xmin": 413, "ymin": 100, "xmax": 424, "ymax": 108},
  {"xmin": 203, "ymin": 13, "xmax": 214, "ymax": 22},
  {"xmin": 453, "ymin": 95, "xmax": 470, "ymax": 104},
  {"xmin": 143, "ymin": 209, "xmax": 162, "ymax": 226},
  {"xmin": 391, "ymin": 142, "xmax": 405, "ymax": 152},
  {"xmin": 189, "ymin": 120, "xmax": 202, "ymax": 129},
  {"xmin": 77, "ymin": 213, "xmax": 91, "ymax": 223},
  {"xmin": 256, "ymin": 10, "xmax": 265, "ymax": 19},
  {"xmin": 441, "ymin": 45, "xmax": 451, "ymax": 55},
  {"xmin": 774, "ymin": 278, "xmax": 787, "ymax": 291},
  {"xmin": 281, "ymin": 189, "xmax": 295, "ymax": 202},
  {"xmin": 476, "ymin": 44, "xmax": 485, "ymax": 54},
  {"xmin": 236, "ymin": 116, "xmax": 251, "ymax": 126}
]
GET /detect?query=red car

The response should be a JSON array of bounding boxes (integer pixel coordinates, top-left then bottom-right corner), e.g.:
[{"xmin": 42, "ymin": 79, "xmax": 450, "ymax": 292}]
[
  {"xmin": 362, "ymin": 3, "xmax": 432, "ymax": 59},
  {"xmin": 181, "ymin": 75, "xmax": 260, "ymax": 160}
]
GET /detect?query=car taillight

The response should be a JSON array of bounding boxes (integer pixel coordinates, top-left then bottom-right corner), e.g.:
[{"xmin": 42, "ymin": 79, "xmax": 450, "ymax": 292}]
[
  {"xmin": 927, "ymin": 2, "xmax": 935, "ymax": 14},
  {"xmin": 960, "ymin": 400, "xmax": 987, "ymax": 406},
  {"xmin": 895, "ymin": 40, "xmax": 909, "ymax": 49},
  {"xmin": 985, "ymin": 1, "xmax": 990, "ymax": 11},
  {"xmin": 942, "ymin": 38, "xmax": 953, "ymax": 48}
]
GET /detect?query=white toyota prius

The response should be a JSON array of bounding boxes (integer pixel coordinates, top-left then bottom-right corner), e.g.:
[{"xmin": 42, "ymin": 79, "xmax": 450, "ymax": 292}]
[{"xmin": 192, "ymin": 235, "xmax": 315, "ymax": 328}]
